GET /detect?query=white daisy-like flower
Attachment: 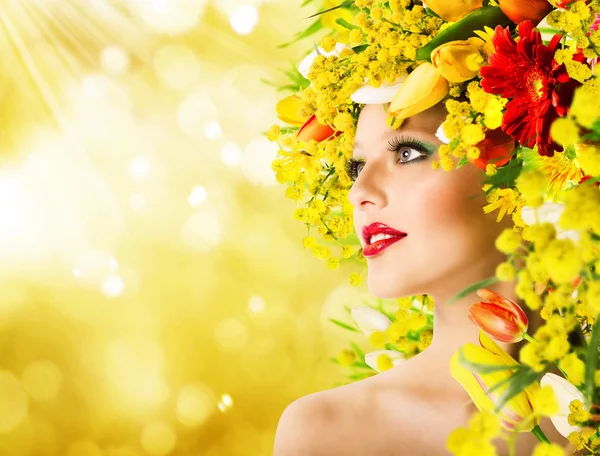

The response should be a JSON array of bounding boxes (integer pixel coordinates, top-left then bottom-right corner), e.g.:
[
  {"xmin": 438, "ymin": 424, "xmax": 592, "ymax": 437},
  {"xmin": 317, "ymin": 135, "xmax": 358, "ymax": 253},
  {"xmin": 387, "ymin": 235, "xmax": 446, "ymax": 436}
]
[
  {"xmin": 540, "ymin": 372, "xmax": 585, "ymax": 438},
  {"xmin": 350, "ymin": 306, "xmax": 391, "ymax": 337},
  {"xmin": 435, "ymin": 122, "xmax": 451, "ymax": 144},
  {"xmin": 520, "ymin": 202, "xmax": 580, "ymax": 242},
  {"xmin": 364, "ymin": 350, "xmax": 405, "ymax": 372},
  {"xmin": 350, "ymin": 76, "xmax": 406, "ymax": 104}
]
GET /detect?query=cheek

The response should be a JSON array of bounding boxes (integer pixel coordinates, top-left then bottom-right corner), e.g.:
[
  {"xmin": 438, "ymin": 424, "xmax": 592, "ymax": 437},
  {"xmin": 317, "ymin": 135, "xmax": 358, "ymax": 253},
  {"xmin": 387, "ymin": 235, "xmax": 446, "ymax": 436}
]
[{"xmin": 409, "ymin": 167, "xmax": 493, "ymax": 246}]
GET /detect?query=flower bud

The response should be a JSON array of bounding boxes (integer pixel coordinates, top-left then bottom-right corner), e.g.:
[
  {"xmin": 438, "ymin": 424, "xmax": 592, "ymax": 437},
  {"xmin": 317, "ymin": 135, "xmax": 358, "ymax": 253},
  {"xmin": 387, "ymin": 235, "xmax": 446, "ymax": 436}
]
[
  {"xmin": 425, "ymin": 0, "xmax": 483, "ymax": 22},
  {"xmin": 498, "ymin": 0, "xmax": 553, "ymax": 24},
  {"xmin": 431, "ymin": 38, "xmax": 486, "ymax": 83},
  {"xmin": 468, "ymin": 288, "xmax": 529, "ymax": 343},
  {"xmin": 388, "ymin": 63, "xmax": 449, "ymax": 120}
]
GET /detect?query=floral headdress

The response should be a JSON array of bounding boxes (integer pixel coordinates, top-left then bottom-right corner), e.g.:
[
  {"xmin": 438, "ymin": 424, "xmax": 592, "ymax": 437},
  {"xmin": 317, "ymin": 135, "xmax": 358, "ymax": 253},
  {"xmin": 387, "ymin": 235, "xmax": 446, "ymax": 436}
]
[{"xmin": 267, "ymin": 0, "xmax": 600, "ymax": 453}]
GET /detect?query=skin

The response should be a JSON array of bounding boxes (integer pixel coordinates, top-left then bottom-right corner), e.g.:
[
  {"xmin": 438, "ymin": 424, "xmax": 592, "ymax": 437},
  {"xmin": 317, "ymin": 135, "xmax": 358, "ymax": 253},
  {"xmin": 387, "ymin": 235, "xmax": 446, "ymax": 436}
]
[{"xmin": 274, "ymin": 102, "xmax": 573, "ymax": 456}]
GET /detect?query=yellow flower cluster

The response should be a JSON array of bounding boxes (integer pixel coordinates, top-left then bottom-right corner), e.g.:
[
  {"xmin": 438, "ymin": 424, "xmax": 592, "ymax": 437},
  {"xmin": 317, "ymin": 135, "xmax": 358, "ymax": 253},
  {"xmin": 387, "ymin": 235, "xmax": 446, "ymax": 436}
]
[
  {"xmin": 447, "ymin": 411, "xmax": 501, "ymax": 456},
  {"xmin": 547, "ymin": 0, "xmax": 600, "ymax": 59}
]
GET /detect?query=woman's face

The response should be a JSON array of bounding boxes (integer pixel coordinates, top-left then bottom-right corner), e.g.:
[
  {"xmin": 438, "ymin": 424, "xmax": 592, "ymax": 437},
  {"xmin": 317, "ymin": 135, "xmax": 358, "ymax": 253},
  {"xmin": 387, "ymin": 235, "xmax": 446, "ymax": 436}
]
[{"xmin": 348, "ymin": 103, "xmax": 513, "ymax": 300}]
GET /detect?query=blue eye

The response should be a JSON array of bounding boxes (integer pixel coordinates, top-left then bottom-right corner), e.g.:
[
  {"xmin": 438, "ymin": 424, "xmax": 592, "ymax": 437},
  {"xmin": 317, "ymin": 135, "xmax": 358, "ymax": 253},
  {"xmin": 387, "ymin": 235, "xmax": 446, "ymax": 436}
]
[{"xmin": 345, "ymin": 136, "xmax": 433, "ymax": 182}]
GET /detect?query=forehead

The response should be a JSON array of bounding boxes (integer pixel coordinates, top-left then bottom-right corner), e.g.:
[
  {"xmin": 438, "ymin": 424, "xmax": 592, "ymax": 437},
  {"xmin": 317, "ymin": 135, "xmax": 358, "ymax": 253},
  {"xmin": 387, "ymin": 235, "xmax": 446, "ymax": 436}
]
[{"xmin": 353, "ymin": 103, "xmax": 446, "ymax": 150}]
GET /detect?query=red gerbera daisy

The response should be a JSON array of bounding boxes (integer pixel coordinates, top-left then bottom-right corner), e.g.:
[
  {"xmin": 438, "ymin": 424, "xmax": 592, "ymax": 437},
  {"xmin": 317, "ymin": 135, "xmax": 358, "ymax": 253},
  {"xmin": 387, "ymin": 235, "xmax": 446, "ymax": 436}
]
[{"xmin": 480, "ymin": 20, "xmax": 584, "ymax": 157}]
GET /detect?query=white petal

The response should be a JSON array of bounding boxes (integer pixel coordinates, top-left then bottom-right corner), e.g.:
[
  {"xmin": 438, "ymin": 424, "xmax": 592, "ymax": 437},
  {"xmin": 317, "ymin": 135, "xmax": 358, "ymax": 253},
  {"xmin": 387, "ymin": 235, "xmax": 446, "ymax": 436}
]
[
  {"xmin": 435, "ymin": 123, "xmax": 450, "ymax": 144},
  {"xmin": 540, "ymin": 372, "xmax": 585, "ymax": 438},
  {"xmin": 350, "ymin": 306, "xmax": 392, "ymax": 336},
  {"xmin": 298, "ymin": 43, "xmax": 350, "ymax": 80},
  {"xmin": 556, "ymin": 229, "xmax": 581, "ymax": 242},
  {"xmin": 521, "ymin": 202, "xmax": 565, "ymax": 226},
  {"xmin": 537, "ymin": 14, "xmax": 561, "ymax": 43},
  {"xmin": 350, "ymin": 76, "xmax": 406, "ymax": 104},
  {"xmin": 364, "ymin": 350, "xmax": 405, "ymax": 372}
]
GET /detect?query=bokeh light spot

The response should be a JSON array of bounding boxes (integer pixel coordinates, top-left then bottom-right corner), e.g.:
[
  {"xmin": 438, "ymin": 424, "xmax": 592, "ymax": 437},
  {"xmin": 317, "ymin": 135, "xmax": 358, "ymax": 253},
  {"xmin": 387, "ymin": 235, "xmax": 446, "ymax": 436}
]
[
  {"xmin": 248, "ymin": 296, "xmax": 265, "ymax": 314},
  {"xmin": 101, "ymin": 274, "xmax": 125, "ymax": 298},
  {"xmin": 153, "ymin": 45, "xmax": 200, "ymax": 91},
  {"xmin": 221, "ymin": 142, "xmax": 242, "ymax": 166},
  {"xmin": 229, "ymin": 5, "xmax": 259, "ymax": 35},
  {"xmin": 175, "ymin": 383, "xmax": 216, "ymax": 427},
  {"xmin": 140, "ymin": 422, "xmax": 176, "ymax": 456},
  {"xmin": 101, "ymin": 46, "xmax": 130, "ymax": 75},
  {"xmin": 188, "ymin": 186, "xmax": 207, "ymax": 208}
]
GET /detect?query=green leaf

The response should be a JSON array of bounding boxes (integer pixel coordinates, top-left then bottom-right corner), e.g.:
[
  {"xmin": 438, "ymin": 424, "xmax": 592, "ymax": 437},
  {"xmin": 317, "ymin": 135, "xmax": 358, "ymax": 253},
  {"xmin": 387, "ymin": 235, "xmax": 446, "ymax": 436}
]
[
  {"xmin": 277, "ymin": 18, "xmax": 323, "ymax": 49},
  {"xmin": 493, "ymin": 366, "xmax": 545, "ymax": 414},
  {"xmin": 458, "ymin": 347, "xmax": 521, "ymax": 374},
  {"xmin": 456, "ymin": 154, "xmax": 470, "ymax": 169},
  {"xmin": 415, "ymin": 7, "xmax": 512, "ymax": 62},
  {"xmin": 328, "ymin": 317, "xmax": 359, "ymax": 332},
  {"xmin": 305, "ymin": 0, "xmax": 355, "ymax": 19},
  {"xmin": 301, "ymin": 0, "xmax": 315, "ymax": 6},
  {"xmin": 482, "ymin": 154, "xmax": 524, "ymax": 188},
  {"xmin": 352, "ymin": 44, "xmax": 369, "ymax": 53},
  {"xmin": 351, "ymin": 342, "xmax": 365, "ymax": 359},
  {"xmin": 585, "ymin": 318, "xmax": 600, "ymax": 403},
  {"xmin": 336, "ymin": 17, "xmax": 359, "ymax": 30},
  {"xmin": 448, "ymin": 276, "xmax": 498, "ymax": 305}
]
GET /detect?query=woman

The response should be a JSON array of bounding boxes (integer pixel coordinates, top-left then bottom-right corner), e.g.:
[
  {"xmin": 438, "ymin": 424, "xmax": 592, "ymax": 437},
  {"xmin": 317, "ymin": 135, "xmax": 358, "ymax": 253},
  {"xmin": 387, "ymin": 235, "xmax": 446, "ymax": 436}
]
[{"xmin": 273, "ymin": 100, "xmax": 574, "ymax": 455}]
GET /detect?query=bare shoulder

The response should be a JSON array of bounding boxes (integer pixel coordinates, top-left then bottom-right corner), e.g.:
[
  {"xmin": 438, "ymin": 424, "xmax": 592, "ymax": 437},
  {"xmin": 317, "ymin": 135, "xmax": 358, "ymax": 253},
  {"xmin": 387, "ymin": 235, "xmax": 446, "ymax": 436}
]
[{"xmin": 273, "ymin": 382, "xmax": 373, "ymax": 456}]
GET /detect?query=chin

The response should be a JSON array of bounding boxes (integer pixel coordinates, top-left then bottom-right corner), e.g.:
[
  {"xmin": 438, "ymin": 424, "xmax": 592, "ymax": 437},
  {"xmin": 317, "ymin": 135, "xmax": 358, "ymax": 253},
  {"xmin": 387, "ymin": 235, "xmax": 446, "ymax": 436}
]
[{"xmin": 366, "ymin": 273, "xmax": 416, "ymax": 300}]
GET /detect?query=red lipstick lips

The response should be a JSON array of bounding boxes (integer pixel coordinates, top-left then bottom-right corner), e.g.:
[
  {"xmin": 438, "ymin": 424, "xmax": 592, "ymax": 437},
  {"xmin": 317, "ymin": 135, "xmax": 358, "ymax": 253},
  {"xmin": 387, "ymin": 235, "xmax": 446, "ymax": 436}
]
[{"xmin": 361, "ymin": 222, "xmax": 407, "ymax": 257}]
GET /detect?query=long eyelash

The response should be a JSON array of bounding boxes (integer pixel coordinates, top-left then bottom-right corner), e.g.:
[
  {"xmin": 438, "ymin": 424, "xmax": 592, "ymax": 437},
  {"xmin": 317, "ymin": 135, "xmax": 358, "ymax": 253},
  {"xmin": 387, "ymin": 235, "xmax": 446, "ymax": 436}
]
[
  {"xmin": 387, "ymin": 135, "xmax": 428, "ymax": 153},
  {"xmin": 346, "ymin": 135, "xmax": 431, "ymax": 182}
]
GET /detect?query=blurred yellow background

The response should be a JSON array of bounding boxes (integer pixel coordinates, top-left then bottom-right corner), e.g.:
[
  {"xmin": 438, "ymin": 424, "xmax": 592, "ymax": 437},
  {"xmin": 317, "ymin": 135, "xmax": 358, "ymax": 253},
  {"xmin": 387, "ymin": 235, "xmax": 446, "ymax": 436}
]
[{"xmin": 0, "ymin": 1, "xmax": 373, "ymax": 455}]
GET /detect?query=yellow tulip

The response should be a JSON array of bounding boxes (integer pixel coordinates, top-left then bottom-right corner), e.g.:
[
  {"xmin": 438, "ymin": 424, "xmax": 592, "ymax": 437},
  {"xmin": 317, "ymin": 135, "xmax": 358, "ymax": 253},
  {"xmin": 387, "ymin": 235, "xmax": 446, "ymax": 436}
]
[
  {"xmin": 431, "ymin": 38, "xmax": 486, "ymax": 83},
  {"xmin": 425, "ymin": 0, "xmax": 483, "ymax": 22},
  {"xmin": 276, "ymin": 95, "xmax": 309, "ymax": 126},
  {"xmin": 388, "ymin": 63, "xmax": 449, "ymax": 120},
  {"xmin": 450, "ymin": 330, "xmax": 540, "ymax": 431}
]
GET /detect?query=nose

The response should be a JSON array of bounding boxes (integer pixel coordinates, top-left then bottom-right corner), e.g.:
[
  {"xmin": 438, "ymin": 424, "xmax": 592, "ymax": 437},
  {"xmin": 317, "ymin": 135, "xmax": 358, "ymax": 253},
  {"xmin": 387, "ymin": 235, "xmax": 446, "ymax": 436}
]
[{"xmin": 347, "ymin": 158, "xmax": 388, "ymax": 210}]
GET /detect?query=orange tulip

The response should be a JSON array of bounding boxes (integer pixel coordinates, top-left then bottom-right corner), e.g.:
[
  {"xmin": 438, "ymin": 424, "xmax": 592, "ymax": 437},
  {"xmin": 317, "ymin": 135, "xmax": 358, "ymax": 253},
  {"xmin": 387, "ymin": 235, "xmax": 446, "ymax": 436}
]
[
  {"xmin": 296, "ymin": 114, "xmax": 339, "ymax": 143},
  {"xmin": 468, "ymin": 128, "xmax": 516, "ymax": 170},
  {"xmin": 468, "ymin": 288, "xmax": 529, "ymax": 343},
  {"xmin": 498, "ymin": 0, "xmax": 553, "ymax": 24}
]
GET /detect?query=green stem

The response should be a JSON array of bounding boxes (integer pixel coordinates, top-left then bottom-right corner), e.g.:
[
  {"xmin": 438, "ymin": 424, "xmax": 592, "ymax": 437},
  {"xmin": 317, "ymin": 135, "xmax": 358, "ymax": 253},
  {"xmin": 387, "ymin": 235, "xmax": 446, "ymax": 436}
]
[
  {"xmin": 522, "ymin": 333, "xmax": 536, "ymax": 344},
  {"xmin": 531, "ymin": 425, "xmax": 550, "ymax": 443}
]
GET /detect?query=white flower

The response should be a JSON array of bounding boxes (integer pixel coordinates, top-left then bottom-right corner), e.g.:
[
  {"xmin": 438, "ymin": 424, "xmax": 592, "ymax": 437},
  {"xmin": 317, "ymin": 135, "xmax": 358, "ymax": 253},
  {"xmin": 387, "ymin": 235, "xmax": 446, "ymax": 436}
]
[
  {"xmin": 298, "ymin": 43, "xmax": 350, "ymax": 80},
  {"xmin": 350, "ymin": 306, "xmax": 391, "ymax": 337},
  {"xmin": 350, "ymin": 76, "xmax": 406, "ymax": 104},
  {"xmin": 540, "ymin": 372, "xmax": 586, "ymax": 438},
  {"xmin": 521, "ymin": 202, "xmax": 580, "ymax": 242},
  {"xmin": 435, "ymin": 122, "xmax": 450, "ymax": 144},
  {"xmin": 364, "ymin": 350, "xmax": 405, "ymax": 372}
]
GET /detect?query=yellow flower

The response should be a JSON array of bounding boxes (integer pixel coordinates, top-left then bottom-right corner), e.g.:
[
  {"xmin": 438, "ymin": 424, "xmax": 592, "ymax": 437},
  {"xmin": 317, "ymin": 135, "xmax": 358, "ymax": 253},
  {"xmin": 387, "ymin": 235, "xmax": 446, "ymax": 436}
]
[
  {"xmin": 388, "ymin": 63, "xmax": 449, "ymax": 120},
  {"xmin": 530, "ymin": 385, "xmax": 560, "ymax": 417},
  {"xmin": 495, "ymin": 228, "xmax": 522, "ymax": 254},
  {"xmin": 532, "ymin": 442, "xmax": 566, "ymax": 456},
  {"xmin": 276, "ymin": 95, "xmax": 309, "ymax": 125},
  {"xmin": 483, "ymin": 188, "xmax": 520, "ymax": 222},
  {"xmin": 336, "ymin": 349, "xmax": 356, "ymax": 367},
  {"xmin": 431, "ymin": 38, "xmax": 486, "ymax": 83},
  {"xmin": 558, "ymin": 353, "xmax": 585, "ymax": 386},
  {"xmin": 542, "ymin": 239, "xmax": 582, "ymax": 284},
  {"xmin": 425, "ymin": 0, "xmax": 483, "ymax": 21},
  {"xmin": 450, "ymin": 330, "xmax": 539, "ymax": 431},
  {"xmin": 575, "ymin": 143, "xmax": 600, "ymax": 176}
]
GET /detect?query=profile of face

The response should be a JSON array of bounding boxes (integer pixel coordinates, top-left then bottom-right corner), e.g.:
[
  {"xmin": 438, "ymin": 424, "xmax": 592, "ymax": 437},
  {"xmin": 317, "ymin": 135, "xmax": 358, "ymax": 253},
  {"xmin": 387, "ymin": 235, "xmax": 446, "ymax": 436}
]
[{"xmin": 347, "ymin": 102, "xmax": 514, "ymax": 300}]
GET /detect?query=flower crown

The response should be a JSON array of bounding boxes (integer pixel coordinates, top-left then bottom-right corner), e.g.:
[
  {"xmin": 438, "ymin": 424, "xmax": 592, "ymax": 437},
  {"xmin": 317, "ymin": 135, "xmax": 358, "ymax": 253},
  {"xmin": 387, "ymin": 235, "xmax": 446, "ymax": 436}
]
[{"xmin": 268, "ymin": 0, "xmax": 600, "ymax": 288}]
